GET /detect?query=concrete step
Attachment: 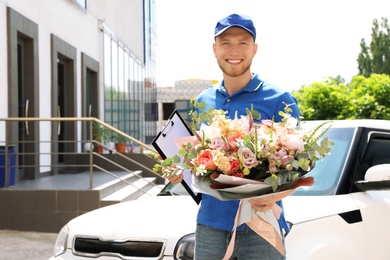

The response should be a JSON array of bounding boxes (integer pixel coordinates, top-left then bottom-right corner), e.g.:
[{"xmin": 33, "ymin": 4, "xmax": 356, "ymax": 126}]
[
  {"xmin": 94, "ymin": 170, "xmax": 143, "ymax": 199},
  {"xmin": 100, "ymin": 177, "xmax": 161, "ymax": 207},
  {"xmin": 137, "ymin": 183, "xmax": 166, "ymax": 200}
]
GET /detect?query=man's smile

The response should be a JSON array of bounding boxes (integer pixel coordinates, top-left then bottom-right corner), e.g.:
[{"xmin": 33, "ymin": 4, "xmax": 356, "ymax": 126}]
[{"xmin": 226, "ymin": 59, "xmax": 242, "ymax": 64}]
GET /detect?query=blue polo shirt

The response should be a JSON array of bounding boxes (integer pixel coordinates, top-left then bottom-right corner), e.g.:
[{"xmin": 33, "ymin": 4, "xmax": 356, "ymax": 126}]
[{"xmin": 196, "ymin": 73, "xmax": 300, "ymax": 233}]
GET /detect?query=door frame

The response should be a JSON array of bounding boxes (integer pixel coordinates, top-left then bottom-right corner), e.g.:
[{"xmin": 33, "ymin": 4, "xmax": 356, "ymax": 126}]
[
  {"xmin": 81, "ymin": 53, "xmax": 100, "ymax": 144},
  {"xmin": 7, "ymin": 7, "xmax": 40, "ymax": 180},
  {"xmin": 50, "ymin": 34, "xmax": 77, "ymax": 174}
]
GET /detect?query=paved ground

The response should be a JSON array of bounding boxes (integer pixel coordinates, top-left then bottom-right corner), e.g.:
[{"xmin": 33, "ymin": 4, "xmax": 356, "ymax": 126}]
[{"xmin": 0, "ymin": 230, "xmax": 57, "ymax": 260}]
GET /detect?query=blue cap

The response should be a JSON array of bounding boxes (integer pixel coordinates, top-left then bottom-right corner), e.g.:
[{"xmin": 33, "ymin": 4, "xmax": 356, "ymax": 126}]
[{"xmin": 214, "ymin": 14, "xmax": 256, "ymax": 41}]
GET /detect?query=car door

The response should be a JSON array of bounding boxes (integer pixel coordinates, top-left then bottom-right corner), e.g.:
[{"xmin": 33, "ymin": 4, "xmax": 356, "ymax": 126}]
[{"xmin": 350, "ymin": 130, "xmax": 390, "ymax": 259}]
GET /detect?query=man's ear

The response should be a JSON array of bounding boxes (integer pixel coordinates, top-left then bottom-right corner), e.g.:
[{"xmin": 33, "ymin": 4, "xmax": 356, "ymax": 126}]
[
  {"xmin": 253, "ymin": 43, "xmax": 258, "ymax": 57},
  {"xmin": 213, "ymin": 43, "xmax": 217, "ymax": 57}
]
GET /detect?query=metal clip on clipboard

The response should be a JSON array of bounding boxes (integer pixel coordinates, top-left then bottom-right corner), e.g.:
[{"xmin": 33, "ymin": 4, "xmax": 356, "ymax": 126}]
[
  {"xmin": 151, "ymin": 110, "xmax": 202, "ymax": 204},
  {"xmin": 162, "ymin": 121, "xmax": 174, "ymax": 137}
]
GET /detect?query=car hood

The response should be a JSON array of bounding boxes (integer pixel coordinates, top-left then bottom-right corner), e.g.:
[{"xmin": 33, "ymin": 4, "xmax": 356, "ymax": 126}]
[
  {"xmin": 66, "ymin": 193, "xmax": 360, "ymax": 256},
  {"xmin": 283, "ymin": 194, "xmax": 359, "ymax": 224},
  {"xmin": 67, "ymin": 195, "xmax": 199, "ymax": 255}
]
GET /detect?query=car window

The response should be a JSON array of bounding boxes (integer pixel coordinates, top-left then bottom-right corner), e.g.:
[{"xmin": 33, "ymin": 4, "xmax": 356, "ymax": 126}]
[
  {"xmin": 350, "ymin": 131, "xmax": 390, "ymax": 192},
  {"xmin": 292, "ymin": 128, "xmax": 355, "ymax": 196}
]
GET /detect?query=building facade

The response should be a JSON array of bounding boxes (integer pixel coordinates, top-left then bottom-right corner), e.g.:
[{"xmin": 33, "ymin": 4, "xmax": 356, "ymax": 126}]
[
  {"xmin": 0, "ymin": 0, "xmax": 156, "ymax": 179},
  {"xmin": 156, "ymin": 79, "xmax": 217, "ymax": 129}
]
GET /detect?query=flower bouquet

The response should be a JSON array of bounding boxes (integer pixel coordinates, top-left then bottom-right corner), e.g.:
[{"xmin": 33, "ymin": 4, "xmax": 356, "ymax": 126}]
[
  {"xmin": 153, "ymin": 99, "xmax": 333, "ymax": 257},
  {"xmin": 153, "ymin": 99, "xmax": 333, "ymax": 200}
]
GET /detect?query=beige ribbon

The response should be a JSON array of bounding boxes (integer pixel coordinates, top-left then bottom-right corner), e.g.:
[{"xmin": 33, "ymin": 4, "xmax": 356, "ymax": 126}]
[{"xmin": 223, "ymin": 189, "xmax": 296, "ymax": 260}]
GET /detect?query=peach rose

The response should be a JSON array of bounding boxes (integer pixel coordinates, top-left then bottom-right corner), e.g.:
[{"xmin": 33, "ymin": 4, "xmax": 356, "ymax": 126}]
[
  {"xmin": 227, "ymin": 131, "xmax": 243, "ymax": 151},
  {"xmin": 196, "ymin": 149, "xmax": 217, "ymax": 171}
]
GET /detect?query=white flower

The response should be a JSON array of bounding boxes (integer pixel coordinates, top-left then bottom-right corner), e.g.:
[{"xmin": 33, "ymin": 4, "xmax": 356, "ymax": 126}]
[
  {"xmin": 199, "ymin": 124, "xmax": 221, "ymax": 140},
  {"xmin": 195, "ymin": 164, "xmax": 207, "ymax": 176},
  {"xmin": 285, "ymin": 117, "xmax": 298, "ymax": 129}
]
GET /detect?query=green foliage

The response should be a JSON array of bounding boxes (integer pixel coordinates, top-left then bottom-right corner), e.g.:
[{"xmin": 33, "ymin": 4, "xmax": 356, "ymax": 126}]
[
  {"xmin": 292, "ymin": 77, "xmax": 350, "ymax": 120},
  {"xmin": 113, "ymin": 133, "xmax": 127, "ymax": 143},
  {"xmin": 93, "ymin": 122, "xmax": 107, "ymax": 143},
  {"xmin": 357, "ymin": 17, "xmax": 390, "ymax": 77},
  {"xmin": 293, "ymin": 74, "xmax": 390, "ymax": 120},
  {"xmin": 153, "ymin": 155, "xmax": 184, "ymax": 177},
  {"xmin": 348, "ymin": 73, "xmax": 390, "ymax": 119},
  {"xmin": 189, "ymin": 98, "xmax": 216, "ymax": 129},
  {"xmin": 304, "ymin": 121, "xmax": 333, "ymax": 151},
  {"xmin": 106, "ymin": 130, "xmax": 128, "ymax": 144}
]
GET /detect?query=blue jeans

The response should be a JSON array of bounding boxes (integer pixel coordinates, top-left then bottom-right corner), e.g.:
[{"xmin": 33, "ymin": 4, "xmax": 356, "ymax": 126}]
[{"xmin": 195, "ymin": 223, "xmax": 285, "ymax": 260}]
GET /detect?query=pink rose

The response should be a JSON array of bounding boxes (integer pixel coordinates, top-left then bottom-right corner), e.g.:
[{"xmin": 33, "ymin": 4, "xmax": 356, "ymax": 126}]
[
  {"xmin": 278, "ymin": 149, "xmax": 288, "ymax": 157},
  {"xmin": 281, "ymin": 155, "xmax": 293, "ymax": 166},
  {"xmin": 210, "ymin": 137, "xmax": 228, "ymax": 151},
  {"xmin": 283, "ymin": 134, "xmax": 304, "ymax": 152},
  {"xmin": 269, "ymin": 165, "xmax": 278, "ymax": 173},
  {"xmin": 238, "ymin": 147, "xmax": 258, "ymax": 168}
]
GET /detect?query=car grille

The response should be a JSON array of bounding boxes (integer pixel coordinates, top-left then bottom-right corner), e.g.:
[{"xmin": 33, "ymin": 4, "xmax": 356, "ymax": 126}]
[{"xmin": 73, "ymin": 236, "xmax": 166, "ymax": 259}]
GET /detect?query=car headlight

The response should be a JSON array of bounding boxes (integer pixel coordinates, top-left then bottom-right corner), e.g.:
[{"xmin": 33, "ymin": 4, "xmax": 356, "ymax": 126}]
[
  {"xmin": 174, "ymin": 233, "xmax": 195, "ymax": 260},
  {"xmin": 53, "ymin": 224, "xmax": 69, "ymax": 257}
]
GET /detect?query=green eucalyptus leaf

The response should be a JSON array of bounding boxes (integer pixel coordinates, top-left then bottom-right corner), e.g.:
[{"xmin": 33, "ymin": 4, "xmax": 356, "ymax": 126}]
[
  {"xmin": 172, "ymin": 154, "xmax": 181, "ymax": 164},
  {"xmin": 178, "ymin": 149, "xmax": 187, "ymax": 157}
]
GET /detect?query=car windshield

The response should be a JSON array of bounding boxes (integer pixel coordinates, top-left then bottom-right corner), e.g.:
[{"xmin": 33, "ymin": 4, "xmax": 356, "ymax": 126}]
[
  {"xmin": 292, "ymin": 127, "xmax": 355, "ymax": 196},
  {"xmin": 159, "ymin": 127, "xmax": 356, "ymax": 197},
  {"xmin": 159, "ymin": 181, "xmax": 190, "ymax": 196}
]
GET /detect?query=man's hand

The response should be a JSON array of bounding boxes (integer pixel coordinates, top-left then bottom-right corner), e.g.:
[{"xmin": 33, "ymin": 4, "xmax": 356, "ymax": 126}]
[
  {"xmin": 249, "ymin": 177, "xmax": 315, "ymax": 212},
  {"xmin": 250, "ymin": 195, "xmax": 277, "ymax": 212},
  {"xmin": 166, "ymin": 174, "xmax": 184, "ymax": 184},
  {"xmin": 157, "ymin": 154, "xmax": 184, "ymax": 184}
]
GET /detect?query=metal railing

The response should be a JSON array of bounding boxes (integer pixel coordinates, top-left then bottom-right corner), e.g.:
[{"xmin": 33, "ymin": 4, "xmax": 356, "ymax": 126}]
[{"xmin": 0, "ymin": 117, "xmax": 161, "ymax": 191}]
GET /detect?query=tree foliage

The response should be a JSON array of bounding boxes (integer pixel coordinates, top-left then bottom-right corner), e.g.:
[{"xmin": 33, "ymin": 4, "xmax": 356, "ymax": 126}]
[
  {"xmin": 357, "ymin": 17, "xmax": 390, "ymax": 77},
  {"xmin": 293, "ymin": 74, "xmax": 390, "ymax": 120},
  {"xmin": 292, "ymin": 77, "xmax": 350, "ymax": 120},
  {"xmin": 294, "ymin": 17, "xmax": 390, "ymax": 121},
  {"xmin": 348, "ymin": 74, "xmax": 390, "ymax": 119}
]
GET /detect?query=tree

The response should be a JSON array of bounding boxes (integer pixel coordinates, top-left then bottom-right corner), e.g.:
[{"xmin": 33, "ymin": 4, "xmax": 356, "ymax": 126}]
[
  {"xmin": 293, "ymin": 74, "xmax": 390, "ymax": 120},
  {"xmin": 357, "ymin": 17, "xmax": 390, "ymax": 77},
  {"xmin": 292, "ymin": 77, "xmax": 350, "ymax": 120},
  {"xmin": 348, "ymin": 74, "xmax": 390, "ymax": 119}
]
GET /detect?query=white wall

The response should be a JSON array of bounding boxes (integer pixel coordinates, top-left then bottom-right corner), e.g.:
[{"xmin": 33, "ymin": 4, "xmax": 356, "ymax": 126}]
[
  {"xmin": 0, "ymin": 0, "xmax": 145, "ymax": 171},
  {"xmin": 0, "ymin": 2, "xmax": 7, "ymax": 125}
]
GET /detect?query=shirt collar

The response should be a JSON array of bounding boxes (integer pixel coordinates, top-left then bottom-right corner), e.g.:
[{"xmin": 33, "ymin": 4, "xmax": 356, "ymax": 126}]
[{"xmin": 215, "ymin": 73, "xmax": 263, "ymax": 93}]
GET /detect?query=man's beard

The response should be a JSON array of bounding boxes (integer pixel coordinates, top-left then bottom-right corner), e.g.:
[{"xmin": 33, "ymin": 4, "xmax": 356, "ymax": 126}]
[{"xmin": 218, "ymin": 61, "xmax": 252, "ymax": 77}]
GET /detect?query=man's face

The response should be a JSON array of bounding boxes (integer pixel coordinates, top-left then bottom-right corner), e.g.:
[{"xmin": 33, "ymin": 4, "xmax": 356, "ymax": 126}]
[{"xmin": 213, "ymin": 27, "xmax": 257, "ymax": 78}]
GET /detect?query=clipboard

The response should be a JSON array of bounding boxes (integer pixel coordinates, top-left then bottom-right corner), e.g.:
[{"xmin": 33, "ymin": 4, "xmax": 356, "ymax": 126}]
[{"xmin": 152, "ymin": 110, "xmax": 202, "ymax": 204}]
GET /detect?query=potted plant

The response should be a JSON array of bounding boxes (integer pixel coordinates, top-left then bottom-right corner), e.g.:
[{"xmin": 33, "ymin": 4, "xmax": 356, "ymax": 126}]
[
  {"xmin": 93, "ymin": 122, "xmax": 106, "ymax": 153},
  {"xmin": 113, "ymin": 133, "xmax": 127, "ymax": 153}
]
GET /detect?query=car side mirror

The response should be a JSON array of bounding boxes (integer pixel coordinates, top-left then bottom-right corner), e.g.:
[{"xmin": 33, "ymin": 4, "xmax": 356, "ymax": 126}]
[
  {"xmin": 354, "ymin": 164, "xmax": 390, "ymax": 191},
  {"xmin": 364, "ymin": 164, "xmax": 390, "ymax": 181}
]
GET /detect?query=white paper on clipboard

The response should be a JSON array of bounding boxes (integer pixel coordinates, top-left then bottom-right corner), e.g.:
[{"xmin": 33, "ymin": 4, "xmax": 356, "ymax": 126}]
[{"xmin": 152, "ymin": 110, "xmax": 202, "ymax": 204}]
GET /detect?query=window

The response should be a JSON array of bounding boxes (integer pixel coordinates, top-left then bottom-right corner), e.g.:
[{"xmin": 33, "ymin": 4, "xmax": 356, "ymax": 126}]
[
  {"xmin": 175, "ymin": 100, "xmax": 192, "ymax": 122},
  {"xmin": 102, "ymin": 0, "xmax": 157, "ymax": 143},
  {"xmin": 162, "ymin": 103, "xmax": 174, "ymax": 120},
  {"xmin": 145, "ymin": 102, "xmax": 158, "ymax": 121}
]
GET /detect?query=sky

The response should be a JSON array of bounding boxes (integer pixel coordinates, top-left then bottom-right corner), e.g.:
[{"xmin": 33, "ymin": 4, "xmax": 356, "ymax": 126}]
[{"xmin": 155, "ymin": 0, "xmax": 390, "ymax": 91}]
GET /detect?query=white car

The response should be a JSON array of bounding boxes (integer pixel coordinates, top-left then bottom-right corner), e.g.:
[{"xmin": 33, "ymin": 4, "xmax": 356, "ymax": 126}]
[{"xmin": 50, "ymin": 120, "xmax": 390, "ymax": 260}]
